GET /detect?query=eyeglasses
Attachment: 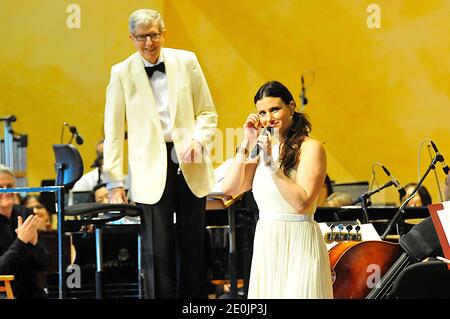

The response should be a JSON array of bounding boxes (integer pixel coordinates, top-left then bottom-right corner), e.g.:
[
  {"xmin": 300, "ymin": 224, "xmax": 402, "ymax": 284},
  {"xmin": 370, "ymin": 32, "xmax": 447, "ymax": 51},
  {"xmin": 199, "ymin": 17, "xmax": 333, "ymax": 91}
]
[{"xmin": 133, "ymin": 32, "xmax": 162, "ymax": 42}]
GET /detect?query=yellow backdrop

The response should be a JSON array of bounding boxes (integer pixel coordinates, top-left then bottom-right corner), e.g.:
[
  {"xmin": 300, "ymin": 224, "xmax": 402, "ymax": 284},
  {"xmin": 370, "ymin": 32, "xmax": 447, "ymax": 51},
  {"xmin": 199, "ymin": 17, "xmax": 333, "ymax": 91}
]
[{"xmin": 1, "ymin": 0, "xmax": 449, "ymax": 204}]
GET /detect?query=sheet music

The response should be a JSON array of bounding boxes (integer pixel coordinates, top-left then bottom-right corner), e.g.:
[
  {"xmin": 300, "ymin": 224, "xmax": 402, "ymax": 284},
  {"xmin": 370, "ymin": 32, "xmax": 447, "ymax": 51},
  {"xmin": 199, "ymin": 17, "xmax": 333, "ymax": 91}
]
[{"xmin": 437, "ymin": 201, "xmax": 450, "ymax": 246}]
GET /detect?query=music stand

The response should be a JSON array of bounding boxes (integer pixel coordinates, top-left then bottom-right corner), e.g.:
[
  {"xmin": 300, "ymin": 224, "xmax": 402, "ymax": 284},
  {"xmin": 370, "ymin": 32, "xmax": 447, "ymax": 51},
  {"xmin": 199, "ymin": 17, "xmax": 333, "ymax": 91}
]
[
  {"xmin": 53, "ymin": 144, "xmax": 143, "ymax": 299},
  {"xmin": 428, "ymin": 202, "xmax": 450, "ymax": 270},
  {"xmin": 206, "ymin": 192, "xmax": 243, "ymax": 298}
]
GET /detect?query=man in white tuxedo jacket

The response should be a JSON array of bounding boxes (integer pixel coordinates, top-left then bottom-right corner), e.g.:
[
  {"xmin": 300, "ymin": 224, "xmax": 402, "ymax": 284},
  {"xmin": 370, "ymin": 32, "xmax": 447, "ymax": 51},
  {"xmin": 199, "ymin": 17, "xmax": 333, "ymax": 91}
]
[{"xmin": 103, "ymin": 9, "xmax": 217, "ymax": 299}]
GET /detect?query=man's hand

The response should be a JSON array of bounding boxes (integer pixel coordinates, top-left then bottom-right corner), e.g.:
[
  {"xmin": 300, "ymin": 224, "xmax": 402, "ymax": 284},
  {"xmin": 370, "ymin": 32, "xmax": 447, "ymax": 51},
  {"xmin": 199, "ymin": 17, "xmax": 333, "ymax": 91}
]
[
  {"xmin": 108, "ymin": 187, "xmax": 128, "ymax": 204},
  {"xmin": 180, "ymin": 140, "xmax": 204, "ymax": 164},
  {"xmin": 15, "ymin": 215, "xmax": 40, "ymax": 245}
]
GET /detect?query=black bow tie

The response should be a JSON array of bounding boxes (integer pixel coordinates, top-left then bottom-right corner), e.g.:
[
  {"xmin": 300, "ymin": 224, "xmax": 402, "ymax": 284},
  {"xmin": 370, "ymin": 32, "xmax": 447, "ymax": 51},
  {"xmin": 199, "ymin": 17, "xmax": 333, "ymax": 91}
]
[{"xmin": 145, "ymin": 62, "xmax": 165, "ymax": 78}]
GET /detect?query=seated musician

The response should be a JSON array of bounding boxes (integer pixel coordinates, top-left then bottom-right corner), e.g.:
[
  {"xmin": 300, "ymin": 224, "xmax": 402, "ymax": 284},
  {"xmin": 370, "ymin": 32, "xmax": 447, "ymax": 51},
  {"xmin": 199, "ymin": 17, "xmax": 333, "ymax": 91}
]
[
  {"xmin": 22, "ymin": 195, "xmax": 53, "ymax": 232},
  {"xmin": 323, "ymin": 192, "xmax": 353, "ymax": 207},
  {"xmin": 400, "ymin": 183, "xmax": 432, "ymax": 206},
  {"xmin": 0, "ymin": 165, "xmax": 50, "ymax": 298},
  {"xmin": 89, "ymin": 183, "xmax": 109, "ymax": 204}
]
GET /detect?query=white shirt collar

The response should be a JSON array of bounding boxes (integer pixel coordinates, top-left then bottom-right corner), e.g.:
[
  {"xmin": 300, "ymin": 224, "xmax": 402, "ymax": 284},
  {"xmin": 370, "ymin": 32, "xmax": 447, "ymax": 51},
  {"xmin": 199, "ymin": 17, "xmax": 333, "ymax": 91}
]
[{"xmin": 142, "ymin": 54, "xmax": 164, "ymax": 67}]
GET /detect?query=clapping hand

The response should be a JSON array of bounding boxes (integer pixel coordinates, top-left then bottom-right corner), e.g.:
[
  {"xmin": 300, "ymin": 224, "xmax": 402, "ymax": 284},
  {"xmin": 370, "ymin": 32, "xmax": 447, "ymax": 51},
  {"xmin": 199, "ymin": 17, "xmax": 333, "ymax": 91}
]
[{"xmin": 15, "ymin": 215, "xmax": 41, "ymax": 245}]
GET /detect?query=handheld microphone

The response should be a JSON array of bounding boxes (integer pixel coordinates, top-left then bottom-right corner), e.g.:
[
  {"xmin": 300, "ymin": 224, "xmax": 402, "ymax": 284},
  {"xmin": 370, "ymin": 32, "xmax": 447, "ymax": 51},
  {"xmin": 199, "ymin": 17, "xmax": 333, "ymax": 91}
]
[
  {"xmin": 249, "ymin": 127, "xmax": 274, "ymax": 159},
  {"xmin": 381, "ymin": 165, "xmax": 406, "ymax": 197},
  {"xmin": 64, "ymin": 122, "xmax": 84, "ymax": 145},
  {"xmin": 430, "ymin": 141, "xmax": 449, "ymax": 175}
]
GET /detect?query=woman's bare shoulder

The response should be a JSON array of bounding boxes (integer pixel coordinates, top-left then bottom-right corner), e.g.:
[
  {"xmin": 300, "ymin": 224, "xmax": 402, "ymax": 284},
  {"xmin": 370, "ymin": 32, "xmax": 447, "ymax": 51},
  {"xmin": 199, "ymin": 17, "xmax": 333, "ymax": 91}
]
[{"xmin": 300, "ymin": 137, "xmax": 324, "ymax": 151}]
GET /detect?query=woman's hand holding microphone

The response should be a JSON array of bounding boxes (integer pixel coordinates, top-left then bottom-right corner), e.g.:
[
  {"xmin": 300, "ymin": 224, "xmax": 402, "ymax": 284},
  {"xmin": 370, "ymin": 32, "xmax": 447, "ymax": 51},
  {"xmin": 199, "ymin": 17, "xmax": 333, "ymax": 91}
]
[{"xmin": 242, "ymin": 114, "xmax": 277, "ymax": 172}]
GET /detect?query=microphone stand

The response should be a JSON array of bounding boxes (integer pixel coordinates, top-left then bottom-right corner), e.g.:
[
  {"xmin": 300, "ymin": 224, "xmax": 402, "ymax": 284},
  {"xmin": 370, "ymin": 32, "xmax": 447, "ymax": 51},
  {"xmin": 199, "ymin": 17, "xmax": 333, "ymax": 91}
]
[
  {"xmin": 68, "ymin": 127, "xmax": 77, "ymax": 144},
  {"xmin": 356, "ymin": 180, "xmax": 395, "ymax": 224},
  {"xmin": 427, "ymin": 144, "xmax": 444, "ymax": 202},
  {"xmin": 380, "ymin": 154, "xmax": 441, "ymax": 240}
]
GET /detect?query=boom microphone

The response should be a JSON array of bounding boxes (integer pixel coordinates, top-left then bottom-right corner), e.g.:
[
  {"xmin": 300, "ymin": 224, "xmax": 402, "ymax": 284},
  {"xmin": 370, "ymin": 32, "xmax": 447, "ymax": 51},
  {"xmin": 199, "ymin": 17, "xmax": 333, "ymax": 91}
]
[
  {"xmin": 0, "ymin": 115, "xmax": 16, "ymax": 122},
  {"xmin": 300, "ymin": 75, "xmax": 308, "ymax": 106},
  {"xmin": 381, "ymin": 165, "xmax": 406, "ymax": 197},
  {"xmin": 430, "ymin": 141, "xmax": 449, "ymax": 175},
  {"xmin": 64, "ymin": 122, "xmax": 84, "ymax": 145}
]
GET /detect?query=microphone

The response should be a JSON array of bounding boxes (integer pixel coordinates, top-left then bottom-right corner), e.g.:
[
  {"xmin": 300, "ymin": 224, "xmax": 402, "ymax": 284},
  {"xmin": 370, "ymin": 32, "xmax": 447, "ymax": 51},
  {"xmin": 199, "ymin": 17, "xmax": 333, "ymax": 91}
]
[
  {"xmin": 430, "ymin": 141, "xmax": 449, "ymax": 175},
  {"xmin": 249, "ymin": 127, "xmax": 274, "ymax": 159},
  {"xmin": 300, "ymin": 75, "xmax": 308, "ymax": 106},
  {"xmin": 90, "ymin": 156, "xmax": 102, "ymax": 168},
  {"xmin": 0, "ymin": 115, "xmax": 16, "ymax": 122},
  {"xmin": 75, "ymin": 134, "xmax": 83, "ymax": 145},
  {"xmin": 381, "ymin": 165, "xmax": 406, "ymax": 197},
  {"xmin": 64, "ymin": 122, "xmax": 84, "ymax": 145}
]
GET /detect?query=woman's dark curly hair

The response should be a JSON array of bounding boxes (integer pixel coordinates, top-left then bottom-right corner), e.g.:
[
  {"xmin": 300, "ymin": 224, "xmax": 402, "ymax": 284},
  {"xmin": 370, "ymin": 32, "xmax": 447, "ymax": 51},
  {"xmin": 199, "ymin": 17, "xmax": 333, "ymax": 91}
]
[{"xmin": 254, "ymin": 81, "xmax": 311, "ymax": 176}]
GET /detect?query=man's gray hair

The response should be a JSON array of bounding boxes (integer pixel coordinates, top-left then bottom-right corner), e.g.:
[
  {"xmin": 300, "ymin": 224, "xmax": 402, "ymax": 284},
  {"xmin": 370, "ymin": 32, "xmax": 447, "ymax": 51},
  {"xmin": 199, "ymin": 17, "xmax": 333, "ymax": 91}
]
[
  {"xmin": 129, "ymin": 9, "xmax": 165, "ymax": 34},
  {"xmin": 0, "ymin": 164, "xmax": 14, "ymax": 178}
]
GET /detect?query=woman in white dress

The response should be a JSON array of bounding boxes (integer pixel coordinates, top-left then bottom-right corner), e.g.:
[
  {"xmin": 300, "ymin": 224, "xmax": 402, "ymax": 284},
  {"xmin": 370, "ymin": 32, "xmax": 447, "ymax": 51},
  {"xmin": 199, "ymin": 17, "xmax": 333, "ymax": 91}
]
[{"xmin": 222, "ymin": 81, "xmax": 333, "ymax": 299}]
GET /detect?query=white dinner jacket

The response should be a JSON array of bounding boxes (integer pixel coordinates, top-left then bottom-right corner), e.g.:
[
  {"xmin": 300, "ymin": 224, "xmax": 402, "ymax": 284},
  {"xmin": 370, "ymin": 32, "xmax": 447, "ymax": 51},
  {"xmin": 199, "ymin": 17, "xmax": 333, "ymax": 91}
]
[{"xmin": 103, "ymin": 48, "xmax": 218, "ymax": 204}]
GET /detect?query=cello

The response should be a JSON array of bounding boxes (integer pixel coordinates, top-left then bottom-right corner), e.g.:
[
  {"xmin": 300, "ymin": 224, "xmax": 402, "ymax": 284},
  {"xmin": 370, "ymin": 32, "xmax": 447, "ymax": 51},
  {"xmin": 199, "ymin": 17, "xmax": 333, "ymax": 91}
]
[
  {"xmin": 328, "ymin": 217, "xmax": 441, "ymax": 299},
  {"xmin": 328, "ymin": 240, "xmax": 405, "ymax": 299}
]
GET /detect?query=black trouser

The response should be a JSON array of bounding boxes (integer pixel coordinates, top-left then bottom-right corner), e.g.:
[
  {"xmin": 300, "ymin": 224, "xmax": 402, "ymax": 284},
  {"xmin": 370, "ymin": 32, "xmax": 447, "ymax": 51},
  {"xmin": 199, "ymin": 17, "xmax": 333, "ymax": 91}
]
[{"xmin": 138, "ymin": 143, "xmax": 206, "ymax": 299}]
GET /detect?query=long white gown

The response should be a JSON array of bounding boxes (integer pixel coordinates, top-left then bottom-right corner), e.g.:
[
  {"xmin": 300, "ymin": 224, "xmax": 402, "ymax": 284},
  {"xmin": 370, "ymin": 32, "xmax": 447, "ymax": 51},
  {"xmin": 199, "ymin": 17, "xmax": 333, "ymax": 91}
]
[{"xmin": 247, "ymin": 143, "xmax": 333, "ymax": 299}]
